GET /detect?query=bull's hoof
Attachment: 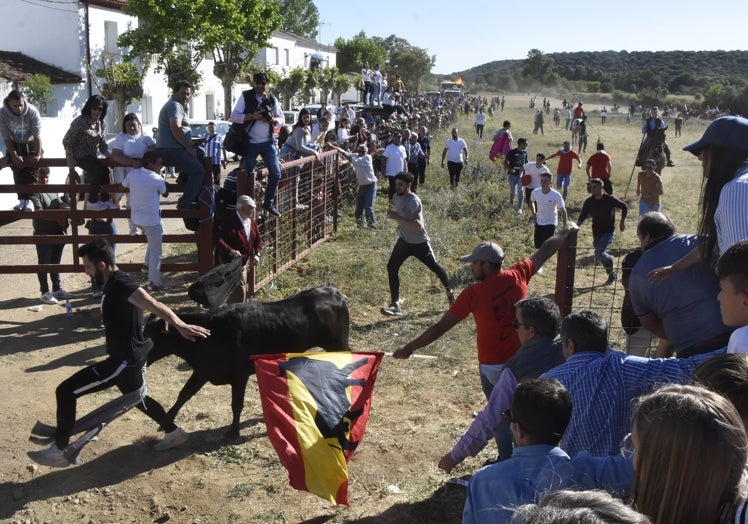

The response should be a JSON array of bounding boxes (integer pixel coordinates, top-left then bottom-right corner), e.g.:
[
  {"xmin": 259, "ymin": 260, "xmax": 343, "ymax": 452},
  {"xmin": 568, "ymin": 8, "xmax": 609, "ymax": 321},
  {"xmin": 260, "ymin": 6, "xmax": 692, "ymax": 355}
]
[{"xmin": 224, "ymin": 428, "xmax": 241, "ymax": 440}]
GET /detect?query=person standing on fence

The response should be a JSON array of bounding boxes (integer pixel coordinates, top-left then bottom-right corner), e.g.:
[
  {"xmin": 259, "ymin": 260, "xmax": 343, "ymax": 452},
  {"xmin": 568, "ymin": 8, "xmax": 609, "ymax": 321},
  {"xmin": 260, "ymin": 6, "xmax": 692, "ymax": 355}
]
[
  {"xmin": 214, "ymin": 195, "xmax": 263, "ymax": 304},
  {"xmin": 230, "ymin": 71, "xmax": 284, "ymax": 217},
  {"xmin": 110, "ymin": 113, "xmax": 156, "ymax": 235},
  {"xmin": 122, "ymin": 151, "xmax": 169, "ymax": 294},
  {"xmin": 203, "ymin": 122, "xmax": 224, "ymax": 186},
  {"xmin": 381, "ymin": 171, "xmax": 454, "ymax": 316},
  {"xmin": 27, "ymin": 238, "xmax": 210, "ymax": 468},
  {"xmin": 62, "ymin": 94, "xmax": 114, "ymax": 210},
  {"xmin": 546, "ymin": 140, "xmax": 582, "ymax": 201},
  {"xmin": 441, "ymin": 127, "xmax": 469, "ymax": 189},
  {"xmin": 0, "ymin": 90, "xmax": 41, "ymax": 212},
  {"xmin": 156, "ymin": 80, "xmax": 205, "ymax": 211},
  {"xmin": 577, "ymin": 178, "xmax": 628, "ymax": 285},
  {"xmin": 32, "ymin": 167, "xmax": 73, "ymax": 305}
]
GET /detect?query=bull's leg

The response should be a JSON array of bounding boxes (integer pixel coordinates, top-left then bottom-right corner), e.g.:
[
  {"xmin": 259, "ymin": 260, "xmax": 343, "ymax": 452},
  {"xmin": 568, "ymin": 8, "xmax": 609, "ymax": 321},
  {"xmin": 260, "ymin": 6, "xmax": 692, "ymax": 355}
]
[
  {"xmin": 167, "ymin": 373, "xmax": 209, "ymax": 423},
  {"xmin": 226, "ymin": 378, "xmax": 250, "ymax": 439}
]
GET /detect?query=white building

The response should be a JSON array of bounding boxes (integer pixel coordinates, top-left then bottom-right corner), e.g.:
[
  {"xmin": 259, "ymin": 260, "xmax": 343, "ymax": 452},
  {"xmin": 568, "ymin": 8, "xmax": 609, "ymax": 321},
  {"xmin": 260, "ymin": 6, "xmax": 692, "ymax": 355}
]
[{"xmin": 0, "ymin": 0, "xmax": 338, "ymax": 132}]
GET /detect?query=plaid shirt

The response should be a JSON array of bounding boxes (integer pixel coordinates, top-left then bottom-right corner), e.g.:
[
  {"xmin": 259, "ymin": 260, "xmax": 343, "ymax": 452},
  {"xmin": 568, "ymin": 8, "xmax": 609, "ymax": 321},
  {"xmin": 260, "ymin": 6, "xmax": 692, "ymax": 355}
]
[{"xmin": 542, "ymin": 349, "xmax": 722, "ymax": 457}]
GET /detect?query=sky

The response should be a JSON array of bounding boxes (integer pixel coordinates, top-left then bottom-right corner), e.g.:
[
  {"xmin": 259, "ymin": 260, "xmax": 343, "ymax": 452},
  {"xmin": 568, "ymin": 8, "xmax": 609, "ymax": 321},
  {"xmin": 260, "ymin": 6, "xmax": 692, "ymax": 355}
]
[{"xmin": 312, "ymin": 0, "xmax": 748, "ymax": 75}]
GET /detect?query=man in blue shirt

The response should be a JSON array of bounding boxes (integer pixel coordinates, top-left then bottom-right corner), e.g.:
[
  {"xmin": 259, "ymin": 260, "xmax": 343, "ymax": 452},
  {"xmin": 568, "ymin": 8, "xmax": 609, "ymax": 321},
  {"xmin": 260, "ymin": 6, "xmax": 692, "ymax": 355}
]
[
  {"xmin": 541, "ymin": 310, "xmax": 722, "ymax": 457},
  {"xmin": 463, "ymin": 378, "xmax": 632, "ymax": 524}
]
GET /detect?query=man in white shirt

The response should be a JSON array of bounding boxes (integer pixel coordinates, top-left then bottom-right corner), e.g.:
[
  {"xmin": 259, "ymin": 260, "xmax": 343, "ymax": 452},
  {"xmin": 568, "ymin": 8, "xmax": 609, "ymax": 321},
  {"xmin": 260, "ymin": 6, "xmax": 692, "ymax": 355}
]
[
  {"xmin": 382, "ymin": 133, "xmax": 407, "ymax": 200},
  {"xmin": 523, "ymin": 153, "xmax": 551, "ymax": 211},
  {"xmin": 531, "ymin": 172, "xmax": 567, "ymax": 270},
  {"xmin": 441, "ymin": 127, "xmax": 469, "ymax": 188},
  {"xmin": 122, "ymin": 151, "xmax": 168, "ymax": 292}
]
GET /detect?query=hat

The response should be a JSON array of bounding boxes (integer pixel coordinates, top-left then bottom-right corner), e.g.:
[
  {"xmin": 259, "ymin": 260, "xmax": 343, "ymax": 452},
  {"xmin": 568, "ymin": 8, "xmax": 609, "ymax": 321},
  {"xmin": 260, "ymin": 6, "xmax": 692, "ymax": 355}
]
[
  {"xmin": 460, "ymin": 242, "xmax": 504, "ymax": 264},
  {"xmin": 237, "ymin": 195, "xmax": 256, "ymax": 208},
  {"xmin": 683, "ymin": 116, "xmax": 748, "ymax": 156}
]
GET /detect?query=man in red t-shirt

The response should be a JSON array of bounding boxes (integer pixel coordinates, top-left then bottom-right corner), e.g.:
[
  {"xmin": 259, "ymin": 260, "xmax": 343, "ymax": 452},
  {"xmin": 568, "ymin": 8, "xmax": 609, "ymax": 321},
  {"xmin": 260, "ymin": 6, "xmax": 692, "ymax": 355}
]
[
  {"xmin": 586, "ymin": 142, "xmax": 613, "ymax": 194},
  {"xmin": 546, "ymin": 140, "xmax": 582, "ymax": 200},
  {"xmin": 573, "ymin": 102, "xmax": 585, "ymax": 119}
]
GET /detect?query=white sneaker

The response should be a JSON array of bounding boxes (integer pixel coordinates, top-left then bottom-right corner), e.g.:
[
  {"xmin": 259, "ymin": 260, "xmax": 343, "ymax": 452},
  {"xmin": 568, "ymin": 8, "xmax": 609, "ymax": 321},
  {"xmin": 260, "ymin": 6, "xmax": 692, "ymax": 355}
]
[
  {"xmin": 22, "ymin": 199, "xmax": 34, "ymax": 212},
  {"xmin": 13, "ymin": 199, "xmax": 26, "ymax": 211},
  {"xmin": 85, "ymin": 200, "xmax": 107, "ymax": 211},
  {"xmin": 41, "ymin": 291, "xmax": 59, "ymax": 305},
  {"xmin": 54, "ymin": 288, "xmax": 72, "ymax": 300},
  {"xmin": 27, "ymin": 443, "xmax": 70, "ymax": 468},
  {"xmin": 153, "ymin": 427, "xmax": 188, "ymax": 451}
]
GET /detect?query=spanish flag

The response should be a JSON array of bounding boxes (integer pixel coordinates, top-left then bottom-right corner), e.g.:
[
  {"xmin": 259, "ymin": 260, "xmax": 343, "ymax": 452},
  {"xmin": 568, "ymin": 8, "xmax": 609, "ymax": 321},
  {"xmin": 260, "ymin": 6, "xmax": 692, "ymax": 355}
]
[
  {"xmin": 455, "ymin": 76, "xmax": 463, "ymax": 86},
  {"xmin": 252, "ymin": 351, "xmax": 384, "ymax": 505}
]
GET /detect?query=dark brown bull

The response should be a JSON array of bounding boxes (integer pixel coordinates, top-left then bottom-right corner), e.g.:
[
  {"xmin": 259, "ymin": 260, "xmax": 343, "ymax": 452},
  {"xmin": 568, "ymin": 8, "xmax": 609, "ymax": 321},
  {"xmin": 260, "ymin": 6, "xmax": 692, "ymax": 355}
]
[{"xmin": 145, "ymin": 285, "xmax": 350, "ymax": 438}]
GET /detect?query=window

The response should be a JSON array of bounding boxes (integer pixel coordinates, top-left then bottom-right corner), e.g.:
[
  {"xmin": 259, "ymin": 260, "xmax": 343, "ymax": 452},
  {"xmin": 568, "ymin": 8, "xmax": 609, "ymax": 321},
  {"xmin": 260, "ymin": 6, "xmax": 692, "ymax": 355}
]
[
  {"xmin": 273, "ymin": 47, "xmax": 280, "ymax": 65},
  {"xmin": 284, "ymin": 48, "xmax": 290, "ymax": 66},
  {"xmin": 104, "ymin": 21, "xmax": 120, "ymax": 55}
]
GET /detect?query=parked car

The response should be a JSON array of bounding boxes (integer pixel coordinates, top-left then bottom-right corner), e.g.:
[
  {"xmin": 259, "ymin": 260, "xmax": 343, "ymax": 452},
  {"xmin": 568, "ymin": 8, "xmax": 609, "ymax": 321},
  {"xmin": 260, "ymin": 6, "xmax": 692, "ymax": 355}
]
[{"xmin": 188, "ymin": 119, "xmax": 231, "ymax": 146}]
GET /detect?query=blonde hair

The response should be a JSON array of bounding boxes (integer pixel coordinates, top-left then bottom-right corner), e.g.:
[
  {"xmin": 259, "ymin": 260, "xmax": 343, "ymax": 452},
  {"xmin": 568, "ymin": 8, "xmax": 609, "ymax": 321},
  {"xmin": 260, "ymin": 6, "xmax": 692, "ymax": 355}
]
[{"xmin": 632, "ymin": 384, "xmax": 748, "ymax": 524}]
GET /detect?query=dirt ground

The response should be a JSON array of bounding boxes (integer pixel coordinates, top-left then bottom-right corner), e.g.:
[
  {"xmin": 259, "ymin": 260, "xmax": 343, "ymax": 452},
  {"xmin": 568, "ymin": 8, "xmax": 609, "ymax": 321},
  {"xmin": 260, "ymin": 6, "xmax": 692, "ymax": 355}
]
[{"xmin": 0, "ymin": 207, "xmax": 485, "ymax": 523}]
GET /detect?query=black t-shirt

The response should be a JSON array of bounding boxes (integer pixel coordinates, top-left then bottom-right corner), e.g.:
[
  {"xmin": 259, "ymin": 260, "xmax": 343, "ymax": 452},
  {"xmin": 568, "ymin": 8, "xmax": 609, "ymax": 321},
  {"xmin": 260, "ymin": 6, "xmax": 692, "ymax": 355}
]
[
  {"xmin": 505, "ymin": 148, "xmax": 528, "ymax": 174},
  {"xmin": 102, "ymin": 270, "xmax": 153, "ymax": 363}
]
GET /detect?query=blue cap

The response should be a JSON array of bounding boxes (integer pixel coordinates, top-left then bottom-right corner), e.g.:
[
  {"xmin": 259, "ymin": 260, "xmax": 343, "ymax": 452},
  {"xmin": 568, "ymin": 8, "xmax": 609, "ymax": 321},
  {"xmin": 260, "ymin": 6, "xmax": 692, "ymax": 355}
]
[{"xmin": 683, "ymin": 116, "xmax": 748, "ymax": 156}]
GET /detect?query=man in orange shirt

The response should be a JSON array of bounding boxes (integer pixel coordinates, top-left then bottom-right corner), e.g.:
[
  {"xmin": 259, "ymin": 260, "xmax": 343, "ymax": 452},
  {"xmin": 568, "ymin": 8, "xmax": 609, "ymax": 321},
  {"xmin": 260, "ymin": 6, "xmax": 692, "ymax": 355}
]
[{"xmin": 586, "ymin": 142, "xmax": 613, "ymax": 194}]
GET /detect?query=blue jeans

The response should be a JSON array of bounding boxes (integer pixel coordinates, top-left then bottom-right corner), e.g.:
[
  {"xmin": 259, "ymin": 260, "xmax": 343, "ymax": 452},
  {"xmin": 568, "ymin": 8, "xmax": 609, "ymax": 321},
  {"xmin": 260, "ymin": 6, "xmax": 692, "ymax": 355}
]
[
  {"xmin": 158, "ymin": 147, "xmax": 206, "ymax": 208},
  {"xmin": 508, "ymin": 173, "xmax": 523, "ymax": 209},
  {"xmin": 355, "ymin": 182, "xmax": 377, "ymax": 226},
  {"xmin": 35, "ymin": 238, "xmax": 64, "ymax": 294},
  {"xmin": 639, "ymin": 199, "xmax": 661, "ymax": 216},
  {"xmin": 243, "ymin": 140, "xmax": 281, "ymax": 209},
  {"xmin": 556, "ymin": 173, "xmax": 571, "ymax": 200},
  {"xmin": 593, "ymin": 232, "xmax": 615, "ymax": 271},
  {"xmin": 479, "ymin": 364, "xmax": 513, "ymax": 460}
]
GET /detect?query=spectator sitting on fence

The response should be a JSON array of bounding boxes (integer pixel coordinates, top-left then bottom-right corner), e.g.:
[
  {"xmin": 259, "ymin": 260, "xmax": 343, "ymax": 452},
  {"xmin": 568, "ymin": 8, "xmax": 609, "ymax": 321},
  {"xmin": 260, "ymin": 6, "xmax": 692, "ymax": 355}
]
[
  {"xmin": 32, "ymin": 167, "xmax": 73, "ymax": 305},
  {"xmin": 214, "ymin": 195, "xmax": 263, "ymax": 304},
  {"xmin": 279, "ymin": 108, "xmax": 318, "ymax": 210},
  {"xmin": 0, "ymin": 89, "xmax": 41, "ymax": 212},
  {"xmin": 62, "ymin": 94, "xmax": 114, "ymax": 210},
  {"xmin": 122, "ymin": 151, "xmax": 169, "ymax": 294},
  {"xmin": 629, "ymin": 212, "xmax": 732, "ymax": 358},
  {"xmin": 540, "ymin": 310, "xmax": 724, "ymax": 458},
  {"xmin": 110, "ymin": 113, "xmax": 156, "ymax": 235}
]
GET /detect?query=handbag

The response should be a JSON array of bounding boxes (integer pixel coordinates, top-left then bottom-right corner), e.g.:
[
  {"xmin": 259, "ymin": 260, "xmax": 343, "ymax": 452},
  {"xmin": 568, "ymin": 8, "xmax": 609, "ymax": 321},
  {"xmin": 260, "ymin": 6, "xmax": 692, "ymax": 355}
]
[{"xmin": 223, "ymin": 124, "xmax": 250, "ymax": 156}]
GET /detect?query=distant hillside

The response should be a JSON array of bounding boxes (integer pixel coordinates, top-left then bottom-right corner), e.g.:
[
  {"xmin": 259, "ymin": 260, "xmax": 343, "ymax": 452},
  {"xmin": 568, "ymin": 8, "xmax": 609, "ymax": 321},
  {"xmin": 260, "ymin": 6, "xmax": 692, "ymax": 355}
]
[{"xmin": 443, "ymin": 50, "xmax": 748, "ymax": 96}]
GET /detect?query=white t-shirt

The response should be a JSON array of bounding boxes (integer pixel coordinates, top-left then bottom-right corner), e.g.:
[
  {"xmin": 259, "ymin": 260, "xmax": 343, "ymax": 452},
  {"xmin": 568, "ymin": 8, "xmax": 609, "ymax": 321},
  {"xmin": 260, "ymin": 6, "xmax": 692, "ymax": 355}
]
[
  {"xmin": 523, "ymin": 161, "xmax": 551, "ymax": 190},
  {"xmin": 111, "ymin": 132, "xmax": 155, "ymax": 159},
  {"xmin": 531, "ymin": 187, "xmax": 565, "ymax": 226},
  {"xmin": 123, "ymin": 167, "xmax": 167, "ymax": 226},
  {"xmin": 444, "ymin": 137, "xmax": 467, "ymax": 163},
  {"xmin": 727, "ymin": 325, "xmax": 748, "ymax": 353},
  {"xmin": 383, "ymin": 143, "xmax": 406, "ymax": 177}
]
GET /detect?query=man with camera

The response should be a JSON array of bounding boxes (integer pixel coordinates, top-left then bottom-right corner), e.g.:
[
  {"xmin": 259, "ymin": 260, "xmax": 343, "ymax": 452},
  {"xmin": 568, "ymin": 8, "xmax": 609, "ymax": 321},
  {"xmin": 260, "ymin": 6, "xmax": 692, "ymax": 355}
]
[{"xmin": 230, "ymin": 72, "xmax": 285, "ymax": 217}]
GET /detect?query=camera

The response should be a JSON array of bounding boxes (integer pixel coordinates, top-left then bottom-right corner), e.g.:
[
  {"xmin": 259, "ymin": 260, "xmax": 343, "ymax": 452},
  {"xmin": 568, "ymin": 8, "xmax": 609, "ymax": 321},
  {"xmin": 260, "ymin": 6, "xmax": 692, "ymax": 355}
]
[{"xmin": 259, "ymin": 99, "xmax": 274, "ymax": 122}]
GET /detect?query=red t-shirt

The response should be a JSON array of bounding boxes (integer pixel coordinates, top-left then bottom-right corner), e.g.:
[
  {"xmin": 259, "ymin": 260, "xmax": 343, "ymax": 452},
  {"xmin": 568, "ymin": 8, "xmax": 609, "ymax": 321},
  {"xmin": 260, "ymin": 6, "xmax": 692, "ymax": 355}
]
[
  {"xmin": 450, "ymin": 259, "xmax": 535, "ymax": 365},
  {"xmin": 586, "ymin": 151, "xmax": 611, "ymax": 179},
  {"xmin": 554, "ymin": 149, "xmax": 580, "ymax": 175}
]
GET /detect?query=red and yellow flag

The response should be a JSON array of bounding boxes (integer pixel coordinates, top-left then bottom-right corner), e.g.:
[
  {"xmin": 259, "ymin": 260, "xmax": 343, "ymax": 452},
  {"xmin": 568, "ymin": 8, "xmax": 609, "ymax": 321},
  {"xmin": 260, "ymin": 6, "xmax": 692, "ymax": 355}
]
[
  {"xmin": 454, "ymin": 76, "xmax": 463, "ymax": 86},
  {"xmin": 252, "ymin": 351, "xmax": 383, "ymax": 505}
]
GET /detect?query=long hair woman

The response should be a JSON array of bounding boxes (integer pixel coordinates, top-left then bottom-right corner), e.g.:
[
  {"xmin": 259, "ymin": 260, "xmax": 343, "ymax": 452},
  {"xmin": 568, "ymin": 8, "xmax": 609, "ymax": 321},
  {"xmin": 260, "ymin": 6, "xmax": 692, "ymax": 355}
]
[
  {"xmin": 62, "ymin": 94, "xmax": 113, "ymax": 210},
  {"xmin": 630, "ymin": 384, "xmax": 748, "ymax": 524}
]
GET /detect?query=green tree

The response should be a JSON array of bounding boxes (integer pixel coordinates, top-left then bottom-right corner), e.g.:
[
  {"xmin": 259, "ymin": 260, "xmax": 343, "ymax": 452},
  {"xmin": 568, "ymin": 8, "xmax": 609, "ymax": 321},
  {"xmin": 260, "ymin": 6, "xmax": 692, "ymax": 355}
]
[
  {"xmin": 522, "ymin": 49, "xmax": 556, "ymax": 84},
  {"xmin": 119, "ymin": 0, "xmax": 282, "ymax": 118},
  {"xmin": 277, "ymin": 67, "xmax": 307, "ymax": 109},
  {"xmin": 388, "ymin": 42, "xmax": 435, "ymax": 95},
  {"xmin": 278, "ymin": 0, "xmax": 319, "ymax": 39},
  {"xmin": 334, "ymin": 31, "xmax": 386, "ymax": 74},
  {"xmin": 22, "ymin": 74, "xmax": 53, "ymax": 114},
  {"xmin": 95, "ymin": 59, "xmax": 145, "ymax": 132}
]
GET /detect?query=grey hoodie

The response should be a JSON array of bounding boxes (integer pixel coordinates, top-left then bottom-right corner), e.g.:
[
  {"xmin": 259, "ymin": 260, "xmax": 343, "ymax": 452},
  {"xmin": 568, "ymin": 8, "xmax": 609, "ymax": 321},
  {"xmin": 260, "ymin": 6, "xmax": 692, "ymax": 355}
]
[{"xmin": 0, "ymin": 101, "xmax": 41, "ymax": 144}]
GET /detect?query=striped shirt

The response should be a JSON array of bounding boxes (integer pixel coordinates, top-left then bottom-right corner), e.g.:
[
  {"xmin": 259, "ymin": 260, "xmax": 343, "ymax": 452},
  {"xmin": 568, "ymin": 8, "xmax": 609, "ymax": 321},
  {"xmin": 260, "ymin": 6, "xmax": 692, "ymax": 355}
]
[
  {"xmin": 715, "ymin": 164, "xmax": 748, "ymax": 254},
  {"xmin": 203, "ymin": 132, "xmax": 223, "ymax": 165}
]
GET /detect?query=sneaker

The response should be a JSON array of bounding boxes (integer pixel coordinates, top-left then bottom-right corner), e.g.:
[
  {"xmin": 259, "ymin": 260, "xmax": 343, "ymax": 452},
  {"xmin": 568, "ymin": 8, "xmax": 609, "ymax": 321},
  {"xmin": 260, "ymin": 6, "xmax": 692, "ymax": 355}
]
[
  {"xmin": 666, "ymin": 160, "xmax": 676, "ymax": 167},
  {"xmin": 141, "ymin": 265, "xmax": 149, "ymax": 274},
  {"xmin": 147, "ymin": 283, "xmax": 169, "ymax": 294},
  {"xmin": 153, "ymin": 427, "xmax": 188, "ymax": 451},
  {"xmin": 262, "ymin": 204, "xmax": 281, "ymax": 217},
  {"xmin": 21, "ymin": 199, "xmax": 34, "ymax": 212},
  {"xmin": 381, "ymin": 303, "xmax": 402, "ymax": 316},
  {"xmin": 536, "ymin": 265, "xmax": 544, "ymax": 274},
  {"xmin": 40, "ymin": 291, "xmax": 59, "ymax": 305},
  {"xmin": 54, "ymin": 288, "xmax": 72, "ymax": 300},
  {"xmin": 446, "ymin": 289, "xmax": 456, "ymax": 306},
  {"xmin": 13, "ymin": 199, "xmax": 25, "ymax": 211},
  {"xmin": 102, "ymin": 200, "xmax": 119, "ymax": 210},
  {"xmin": 27, "ymin": 443, "xmax": 70, "ymax": 468},
  {"xmin": 605, "ymin": 271, "xmax": 617, "ymax": 285}
]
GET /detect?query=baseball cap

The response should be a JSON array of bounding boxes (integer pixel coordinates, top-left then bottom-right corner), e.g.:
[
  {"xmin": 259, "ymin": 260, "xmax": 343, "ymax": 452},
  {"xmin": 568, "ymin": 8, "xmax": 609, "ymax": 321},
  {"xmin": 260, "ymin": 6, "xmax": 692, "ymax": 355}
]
[
  {"xmin": 683, "ymin": 116, "xmax": 748, "ymax": 156},
  {"xmin": 460, "ymin": 242, "xmax": 504, "ymax": 264},
  {"xmin": 237, "ymin": 195, "xmax": 256, "ymax": 208}
]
